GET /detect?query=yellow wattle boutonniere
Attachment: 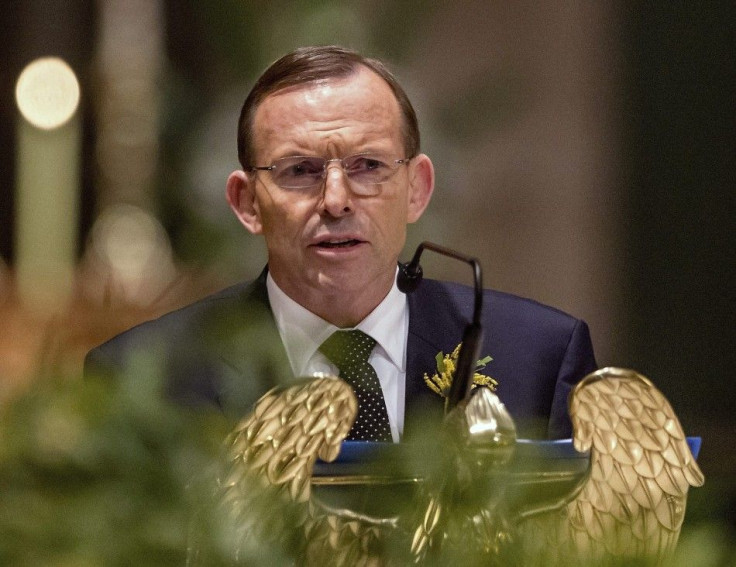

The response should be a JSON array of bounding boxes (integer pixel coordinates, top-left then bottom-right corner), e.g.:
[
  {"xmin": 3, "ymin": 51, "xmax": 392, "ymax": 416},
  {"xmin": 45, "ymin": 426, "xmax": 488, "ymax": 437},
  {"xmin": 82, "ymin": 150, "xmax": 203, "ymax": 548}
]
[{"xmin": 424, "ymin": 343, "xmax": 497, "ymax": 399}]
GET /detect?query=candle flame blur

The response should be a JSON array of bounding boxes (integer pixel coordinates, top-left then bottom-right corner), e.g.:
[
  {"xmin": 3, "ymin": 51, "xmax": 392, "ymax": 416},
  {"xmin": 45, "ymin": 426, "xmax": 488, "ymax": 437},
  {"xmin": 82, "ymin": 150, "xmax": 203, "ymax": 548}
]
[{"xmin": 15, "ymin": 57, "xmax": 80, "ymax": 130}]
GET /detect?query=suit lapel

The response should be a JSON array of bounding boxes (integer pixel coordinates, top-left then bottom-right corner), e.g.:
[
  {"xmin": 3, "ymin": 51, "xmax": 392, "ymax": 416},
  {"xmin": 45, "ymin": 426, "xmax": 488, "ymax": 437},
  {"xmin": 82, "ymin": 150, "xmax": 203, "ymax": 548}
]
[
  {"xmin": 404, "ymin": 279, "xmax": 470, "ymax": 439},
  {"xmin": 210, "ymin": 268, "xmax": 293, "ymax": 417}
]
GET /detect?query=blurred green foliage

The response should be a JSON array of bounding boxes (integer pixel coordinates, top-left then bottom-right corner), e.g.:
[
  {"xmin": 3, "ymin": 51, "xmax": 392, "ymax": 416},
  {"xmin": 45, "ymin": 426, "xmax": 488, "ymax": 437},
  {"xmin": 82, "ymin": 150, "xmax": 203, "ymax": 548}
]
[
  {"xmin": 0, "ymin": 362, "xmax": 230, "ymax": 565},
  {"xmin": 1, "ymin": 360, "xmax": 734, "ymax": 565}
]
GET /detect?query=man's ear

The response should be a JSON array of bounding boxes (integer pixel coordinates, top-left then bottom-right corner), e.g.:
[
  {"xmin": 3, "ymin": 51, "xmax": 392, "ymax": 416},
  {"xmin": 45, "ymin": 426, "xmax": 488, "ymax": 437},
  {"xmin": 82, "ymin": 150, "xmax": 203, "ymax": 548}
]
[
  {"xmin": 226, "ymin": 170, "xmax": 262, "ymax": 234},
  {"xmin": 406, "ymin": 153, "xmax": 435, "ymax": 223}
]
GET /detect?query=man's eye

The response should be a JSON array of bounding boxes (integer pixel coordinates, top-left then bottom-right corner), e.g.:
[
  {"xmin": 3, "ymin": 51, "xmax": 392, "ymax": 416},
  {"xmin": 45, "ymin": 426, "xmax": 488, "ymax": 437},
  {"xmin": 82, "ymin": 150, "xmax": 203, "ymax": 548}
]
[
  {"xmin": 286, "ymin": 160, "xmax": 322, "ymax": 176},
  {"xmin": 349, "ymin": 156, "xmax": 388, "ymax": 172}
]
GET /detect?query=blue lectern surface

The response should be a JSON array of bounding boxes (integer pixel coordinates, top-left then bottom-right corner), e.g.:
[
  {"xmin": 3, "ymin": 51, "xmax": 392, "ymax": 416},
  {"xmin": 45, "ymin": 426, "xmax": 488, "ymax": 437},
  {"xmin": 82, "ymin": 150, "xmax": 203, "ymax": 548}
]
[
  {"xmin": 310, "ymin": 438, "xmax": 700, "ymax": 518},
  {"xmin": 314, "ymin": 437, "xmax": 701, "ymax": 476}
]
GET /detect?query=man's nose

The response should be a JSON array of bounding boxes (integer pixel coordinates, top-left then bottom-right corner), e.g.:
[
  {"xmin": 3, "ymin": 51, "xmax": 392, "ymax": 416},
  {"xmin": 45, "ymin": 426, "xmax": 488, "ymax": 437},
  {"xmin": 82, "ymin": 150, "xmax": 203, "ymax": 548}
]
[{"xmin": 320, "ymin": 161, "xmax": 353, "ymax": 217}]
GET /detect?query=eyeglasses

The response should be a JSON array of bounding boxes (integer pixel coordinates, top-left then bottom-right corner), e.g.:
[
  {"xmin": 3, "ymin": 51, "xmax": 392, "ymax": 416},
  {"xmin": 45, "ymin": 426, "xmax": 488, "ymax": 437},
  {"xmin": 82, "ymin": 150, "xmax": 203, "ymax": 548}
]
[{"xmin": 247, "ymin": 153, "xmax": 411, "ymax": 194}]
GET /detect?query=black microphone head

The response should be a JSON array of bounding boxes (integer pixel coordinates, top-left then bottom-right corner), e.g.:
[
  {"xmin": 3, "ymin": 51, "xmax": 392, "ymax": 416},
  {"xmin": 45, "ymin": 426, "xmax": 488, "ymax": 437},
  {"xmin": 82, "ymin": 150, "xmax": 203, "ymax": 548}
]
[{"xmin": 397, "ymin": 262, "xmax": 423, "ymax": 293}]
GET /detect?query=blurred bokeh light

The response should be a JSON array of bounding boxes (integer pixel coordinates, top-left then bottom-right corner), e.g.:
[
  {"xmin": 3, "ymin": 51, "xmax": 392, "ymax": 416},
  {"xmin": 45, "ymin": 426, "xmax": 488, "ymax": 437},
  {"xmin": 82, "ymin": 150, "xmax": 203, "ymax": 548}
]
[
  {"xmin": 83, "ymin": 203, "xmax": 176, "ymax": 307},
  {"xmin": 15, "ymin": 57, "xmax": 80, "ymax": 130}
]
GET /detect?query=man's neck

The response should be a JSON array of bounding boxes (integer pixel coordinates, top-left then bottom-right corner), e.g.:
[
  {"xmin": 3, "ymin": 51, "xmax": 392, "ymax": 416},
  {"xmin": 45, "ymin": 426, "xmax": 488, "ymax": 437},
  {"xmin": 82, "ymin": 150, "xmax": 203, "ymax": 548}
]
[{"xmin": 295, "ymin": 287, "xmax": 392, "ymax": 328}]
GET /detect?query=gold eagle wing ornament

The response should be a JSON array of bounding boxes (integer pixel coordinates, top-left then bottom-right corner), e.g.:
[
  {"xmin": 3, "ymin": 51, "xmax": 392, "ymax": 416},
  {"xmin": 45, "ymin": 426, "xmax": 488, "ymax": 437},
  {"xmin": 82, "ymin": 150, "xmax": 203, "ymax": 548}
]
[
  {"xmin": 207, "ymin": 375, "xmax": 391, "ymax": 566},
  {"xmin": 518, "ymin": 367, "xmax": 705, "ymax": 564}
]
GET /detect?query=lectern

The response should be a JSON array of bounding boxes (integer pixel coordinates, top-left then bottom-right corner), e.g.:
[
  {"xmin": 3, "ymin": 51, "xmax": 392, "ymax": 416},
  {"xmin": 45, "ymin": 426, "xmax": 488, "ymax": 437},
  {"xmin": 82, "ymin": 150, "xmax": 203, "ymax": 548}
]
[{"xmin": 200, "ymin": 368, "xmax": 703, "ymax": 565}]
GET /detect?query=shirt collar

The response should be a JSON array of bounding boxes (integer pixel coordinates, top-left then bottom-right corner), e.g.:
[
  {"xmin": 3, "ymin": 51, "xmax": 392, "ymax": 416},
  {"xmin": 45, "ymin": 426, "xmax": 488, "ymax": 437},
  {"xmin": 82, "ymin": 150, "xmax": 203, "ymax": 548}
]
[{"xmin": 266, "ymin": 270, "xmax": 408, "ymax": 376}]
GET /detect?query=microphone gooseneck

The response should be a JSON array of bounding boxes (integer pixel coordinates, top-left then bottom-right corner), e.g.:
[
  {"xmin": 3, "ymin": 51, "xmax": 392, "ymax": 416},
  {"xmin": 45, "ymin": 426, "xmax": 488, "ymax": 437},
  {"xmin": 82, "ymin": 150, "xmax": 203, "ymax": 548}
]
[{"xmin": 397, "ymin": 241, "xmax": 485, "ymax": 410}]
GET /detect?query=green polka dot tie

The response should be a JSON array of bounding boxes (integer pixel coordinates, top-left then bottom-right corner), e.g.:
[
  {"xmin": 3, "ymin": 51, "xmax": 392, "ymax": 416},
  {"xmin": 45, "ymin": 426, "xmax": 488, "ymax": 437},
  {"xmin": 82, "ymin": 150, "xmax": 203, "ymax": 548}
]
[{"xmin": 319, "ymin": 330, "xmax": 392, "ymax": 442}]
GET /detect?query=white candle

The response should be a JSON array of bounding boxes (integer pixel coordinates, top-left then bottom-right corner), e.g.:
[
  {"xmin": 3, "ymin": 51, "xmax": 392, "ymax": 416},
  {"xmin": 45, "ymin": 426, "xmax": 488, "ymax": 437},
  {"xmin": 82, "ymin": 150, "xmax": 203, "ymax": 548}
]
[{"xmin": 14, "ymin": 57, "xmax": 81, "ymax": 313}]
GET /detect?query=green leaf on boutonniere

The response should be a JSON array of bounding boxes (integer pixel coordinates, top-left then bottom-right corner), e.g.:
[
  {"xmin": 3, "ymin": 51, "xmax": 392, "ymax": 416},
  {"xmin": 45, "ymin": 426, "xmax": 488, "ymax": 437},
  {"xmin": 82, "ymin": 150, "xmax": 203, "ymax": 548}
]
[
  {"xmin": 435, "ymin": 351, "xmax": 446, "ymax": 374},
  {"xmin": 477, "ymin": 355, "xmax": 492, "ymax": 369}
]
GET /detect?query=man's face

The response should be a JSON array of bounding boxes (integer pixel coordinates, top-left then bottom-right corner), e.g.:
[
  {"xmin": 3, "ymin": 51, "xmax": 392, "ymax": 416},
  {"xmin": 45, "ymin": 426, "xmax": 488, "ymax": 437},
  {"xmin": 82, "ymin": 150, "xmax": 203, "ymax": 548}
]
[{"xmin": 227, "ymin": 67, "xmax": 433, "ymax": 322}]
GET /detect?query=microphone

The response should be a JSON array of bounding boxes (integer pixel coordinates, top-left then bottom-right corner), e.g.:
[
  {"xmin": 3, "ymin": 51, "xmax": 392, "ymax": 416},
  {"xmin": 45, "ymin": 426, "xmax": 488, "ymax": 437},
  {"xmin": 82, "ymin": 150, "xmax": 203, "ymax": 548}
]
[
  {"xmin": 398, "ymin": 241, "xmax": 484, "ymax": 410},
  {"xmin": 396, "ymin": 249, "xmax": 424, "ymax": 293}
]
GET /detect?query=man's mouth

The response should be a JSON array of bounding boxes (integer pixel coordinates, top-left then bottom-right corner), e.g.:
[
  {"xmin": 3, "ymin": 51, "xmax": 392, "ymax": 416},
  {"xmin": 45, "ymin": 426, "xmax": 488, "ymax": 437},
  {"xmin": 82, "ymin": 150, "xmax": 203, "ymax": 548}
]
[{"xmin": 317, "ymin": 239, "xmax": 362, "ymax": 249}]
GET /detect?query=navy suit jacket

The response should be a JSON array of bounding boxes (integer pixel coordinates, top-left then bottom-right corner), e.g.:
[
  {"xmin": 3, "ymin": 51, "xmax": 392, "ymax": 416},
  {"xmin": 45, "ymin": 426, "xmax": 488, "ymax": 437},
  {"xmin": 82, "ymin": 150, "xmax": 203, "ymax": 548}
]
[{"xmin": 85, "ymin": 269, "xmax": 596, "ymax": 439}]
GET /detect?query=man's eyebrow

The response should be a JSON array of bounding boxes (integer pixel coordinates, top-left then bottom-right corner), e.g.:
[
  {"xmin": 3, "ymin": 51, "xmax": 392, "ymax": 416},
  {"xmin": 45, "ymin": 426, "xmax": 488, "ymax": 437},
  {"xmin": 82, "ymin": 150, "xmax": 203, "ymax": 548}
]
[
  {"xmin": 270, "ymin": 144, "xmax": 398, "ymax": 160},
  {"xmin": 258, "ymin": 146, "xmax": 319, "ymax": 161}
]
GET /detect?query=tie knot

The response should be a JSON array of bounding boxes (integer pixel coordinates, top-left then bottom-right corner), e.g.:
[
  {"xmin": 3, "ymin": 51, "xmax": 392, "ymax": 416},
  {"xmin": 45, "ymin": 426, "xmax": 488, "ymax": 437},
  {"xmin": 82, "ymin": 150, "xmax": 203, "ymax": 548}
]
[{"xmin": 319, "ymin": 330, "xmax": 376, "ymax": 370}]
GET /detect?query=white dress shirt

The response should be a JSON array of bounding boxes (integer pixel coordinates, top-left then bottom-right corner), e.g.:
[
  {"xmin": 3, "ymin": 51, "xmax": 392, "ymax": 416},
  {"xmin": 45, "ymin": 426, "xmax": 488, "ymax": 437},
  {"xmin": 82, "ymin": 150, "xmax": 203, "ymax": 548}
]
[{"xmin": 266, "ymin": 272, "xmax": 408, "ymax": 442}]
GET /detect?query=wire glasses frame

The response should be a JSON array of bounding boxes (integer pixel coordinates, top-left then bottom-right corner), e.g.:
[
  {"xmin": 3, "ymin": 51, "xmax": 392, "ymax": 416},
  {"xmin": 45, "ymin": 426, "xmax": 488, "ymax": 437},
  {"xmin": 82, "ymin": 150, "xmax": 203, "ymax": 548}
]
[{"xmin": 247, "ymin": 153, "xmax": 411, "ymax": 195}]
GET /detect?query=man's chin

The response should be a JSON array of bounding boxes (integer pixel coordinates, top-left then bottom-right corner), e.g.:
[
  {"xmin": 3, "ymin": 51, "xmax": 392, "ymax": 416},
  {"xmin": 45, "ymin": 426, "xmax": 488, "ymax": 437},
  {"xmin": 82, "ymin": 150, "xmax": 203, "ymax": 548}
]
[
  {"xmin": 314, "ymin": 266, "xmax": 394, "ymax": 296},
  {"xmin": 315, "ymin": 271, "xmax": 372, "ymax": 293}
]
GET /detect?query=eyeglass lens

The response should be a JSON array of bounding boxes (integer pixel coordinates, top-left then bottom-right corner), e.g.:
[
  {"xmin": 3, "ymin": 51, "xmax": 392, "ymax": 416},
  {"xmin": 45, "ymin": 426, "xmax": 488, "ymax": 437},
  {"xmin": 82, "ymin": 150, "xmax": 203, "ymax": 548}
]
[{"xmin": 268, "ymin": 154, "xmax": 403, "ymax": 190}]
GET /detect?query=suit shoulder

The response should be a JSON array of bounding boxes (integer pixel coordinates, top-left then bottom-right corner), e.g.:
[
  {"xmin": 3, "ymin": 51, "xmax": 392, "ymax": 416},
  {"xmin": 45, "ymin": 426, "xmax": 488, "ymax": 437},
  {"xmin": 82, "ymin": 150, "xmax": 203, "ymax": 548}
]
[
  {"xmin": 87, "ymin": 279, "xmax": 266, "ymax": 357},
  {"xmin": 419, "ymin": 278, "xmax": 583, "ymax": 327}
]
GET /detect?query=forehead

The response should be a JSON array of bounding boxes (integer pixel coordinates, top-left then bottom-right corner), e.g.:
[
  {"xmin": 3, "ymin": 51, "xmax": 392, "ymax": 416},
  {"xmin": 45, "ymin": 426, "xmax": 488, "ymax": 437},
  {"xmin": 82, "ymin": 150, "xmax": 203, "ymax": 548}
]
[{"xmin": 251, "ymin": 67, "xmax": 403, "ymax": 157}]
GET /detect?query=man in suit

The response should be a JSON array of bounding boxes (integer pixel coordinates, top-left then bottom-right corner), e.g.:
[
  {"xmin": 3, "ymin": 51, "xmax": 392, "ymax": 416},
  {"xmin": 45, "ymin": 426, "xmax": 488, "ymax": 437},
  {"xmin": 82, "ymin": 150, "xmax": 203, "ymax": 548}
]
[{"xmin": 85, "ymin": 45, "xmax": 596, "ymax": 440}]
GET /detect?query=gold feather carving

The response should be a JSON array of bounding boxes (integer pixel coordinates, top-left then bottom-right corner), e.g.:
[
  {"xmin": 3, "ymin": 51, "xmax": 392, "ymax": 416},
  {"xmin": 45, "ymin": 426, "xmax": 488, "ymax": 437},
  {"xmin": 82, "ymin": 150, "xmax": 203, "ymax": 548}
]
[
  {"xmin": 212, "ymin": 375, "xmax": 394, "ymax": 566},
  {"xmin": 518, "ymin": 367, "xmax": 704, "ymax": 564}
]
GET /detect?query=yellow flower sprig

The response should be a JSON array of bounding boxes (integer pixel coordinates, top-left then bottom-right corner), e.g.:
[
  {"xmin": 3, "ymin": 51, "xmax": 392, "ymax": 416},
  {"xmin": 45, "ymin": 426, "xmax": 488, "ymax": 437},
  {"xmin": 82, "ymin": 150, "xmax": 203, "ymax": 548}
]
[{"xmin": 424, "ymin": 343, "xmax": 497, "ymax": 398}]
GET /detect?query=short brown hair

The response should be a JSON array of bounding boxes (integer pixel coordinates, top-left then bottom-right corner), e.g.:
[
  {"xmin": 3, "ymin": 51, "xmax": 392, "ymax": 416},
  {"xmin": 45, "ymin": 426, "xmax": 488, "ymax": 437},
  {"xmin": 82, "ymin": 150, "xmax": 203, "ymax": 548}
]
[{"xmin": 237, "ymin": 45, "xmax": 420, "ymax": 169}]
